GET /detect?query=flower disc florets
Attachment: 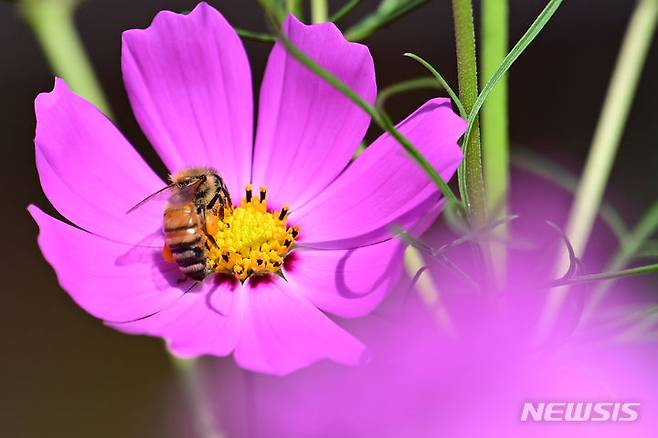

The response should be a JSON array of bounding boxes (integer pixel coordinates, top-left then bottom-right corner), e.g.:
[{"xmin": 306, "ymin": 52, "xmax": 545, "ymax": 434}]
[{"xmin": 206, "ymin": 185, "xmax": 299, "ymax": 281}]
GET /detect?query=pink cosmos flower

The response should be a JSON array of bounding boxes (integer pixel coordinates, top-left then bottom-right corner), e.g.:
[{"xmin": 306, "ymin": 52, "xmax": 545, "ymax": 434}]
[{"xmin": 29, "ymin": 2, "xmax": 464, "ymax": 375}]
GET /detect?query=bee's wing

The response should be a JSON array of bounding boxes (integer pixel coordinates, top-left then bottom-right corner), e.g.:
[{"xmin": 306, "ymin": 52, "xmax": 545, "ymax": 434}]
[
  {"xmin": 167, "ymin": 179, "xmax": 203, "ymax": 207},
  {"xmin": 126, "ymin": 183, "xmax": 177, "ymax": 214},
  {"xmin": 127, "ymin": 179, "xmax": 205, "ymax": 213}
]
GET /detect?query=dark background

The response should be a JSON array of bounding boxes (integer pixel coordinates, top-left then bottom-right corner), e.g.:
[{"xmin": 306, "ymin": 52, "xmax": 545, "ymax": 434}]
[{"xmin": 1, "ymin": 1, "xmax": 656, "ymax": 436}]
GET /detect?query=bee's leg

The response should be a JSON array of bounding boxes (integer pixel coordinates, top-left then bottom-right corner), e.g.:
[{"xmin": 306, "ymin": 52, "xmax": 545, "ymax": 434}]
[
  {"xmin": 204, "ymin": 211, "xmax": 221, "ymax": 238},
  {"xmin": 206, "ymin": 193, "xmax": 221, "ymax": 210},
  {"xmin": 205, "ymin": 233, "xmax": 218, "ymax": 248}
]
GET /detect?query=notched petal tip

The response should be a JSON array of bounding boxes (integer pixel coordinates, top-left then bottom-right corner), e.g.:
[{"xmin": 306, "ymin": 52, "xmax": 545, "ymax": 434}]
[
  {"xmin": 281, "ymin": 13, "xmax": 376, "ymax": 91},
  {"xmin": 122, "ymin": 1, "xmax": 223, "ymax": 42},
  {"xmin": 34, "ymin": 77, "xmax": 69, "ymax": 114}
]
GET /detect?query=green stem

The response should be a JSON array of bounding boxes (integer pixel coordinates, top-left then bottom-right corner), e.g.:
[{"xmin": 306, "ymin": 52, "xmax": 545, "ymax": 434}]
[
  {"xmin": 19, "ymin": 0, "xmax": 112, "ymax": 116},
  {"xmin": 539, "ymin": 0, "xmax": 658, "ymax": 334},
  {"xmin": 311, "ymin": 0, "xmax": 329, "ymax": 23},
  {"xmin": 480, "ymin": 0, "xmax": 509, "ymax": 217},
  {"xmin": 481, "ymin": 0, "xmax": 508, "ymax": 285},
  {"xmin": 452, "ymin": 0, "xmax": 486, "ymax": 227},
  {"xmin": 460, "ymin": 0, "xmax": 564, "ymax": 166}
]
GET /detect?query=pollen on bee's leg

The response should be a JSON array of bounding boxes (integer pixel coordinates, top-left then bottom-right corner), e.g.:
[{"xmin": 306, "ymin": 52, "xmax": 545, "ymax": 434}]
[
  {"xmin": 205, "ymin": 213, "xmax": 220, "ymax": 236},
  {"xmin": 162, "ymin": 244, "xmax": 175, "ymax": 264}
]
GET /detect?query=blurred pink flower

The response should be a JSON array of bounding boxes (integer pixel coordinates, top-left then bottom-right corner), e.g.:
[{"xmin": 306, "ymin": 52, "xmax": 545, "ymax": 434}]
[
  {"xmin": 207, "ymin": 175, "xmax": 658, "ymax": 436},
  {"xmin": 29, "ymin": 3, "xmax": 464, "ymax": 374}
]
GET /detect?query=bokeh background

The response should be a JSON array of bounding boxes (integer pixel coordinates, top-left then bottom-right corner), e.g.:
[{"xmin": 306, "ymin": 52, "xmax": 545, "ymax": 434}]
[{"xmin": 1, "ymin": 0, "xmax": 657, "ymax": 436}]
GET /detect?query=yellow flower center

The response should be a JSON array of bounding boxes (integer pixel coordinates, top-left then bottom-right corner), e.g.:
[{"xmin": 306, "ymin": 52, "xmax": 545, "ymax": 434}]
[{"xmin": 205, "ymin": 185, "xmax": 299, "ymax": 281}]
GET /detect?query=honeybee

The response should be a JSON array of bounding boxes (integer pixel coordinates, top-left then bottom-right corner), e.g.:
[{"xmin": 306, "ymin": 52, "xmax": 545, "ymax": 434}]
[{"xmin": 128, "ymin": 167, "xmax": 232, "ymax": 281}]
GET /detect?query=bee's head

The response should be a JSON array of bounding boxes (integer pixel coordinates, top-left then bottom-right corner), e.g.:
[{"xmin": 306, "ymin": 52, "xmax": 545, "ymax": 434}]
[
  {"xmin": 170, "ymin": 167, "xmax": 231, "ymax": 209},
  {"xmin": 171, "ymin": 167, "xmax": 216, "ymax": 187}
]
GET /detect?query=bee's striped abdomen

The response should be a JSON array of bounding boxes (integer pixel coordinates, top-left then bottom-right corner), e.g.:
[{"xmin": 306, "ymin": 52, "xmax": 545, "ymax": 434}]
[{"xmin": 163, "ymin": 204, "xmax": 208, "ymax": 281}]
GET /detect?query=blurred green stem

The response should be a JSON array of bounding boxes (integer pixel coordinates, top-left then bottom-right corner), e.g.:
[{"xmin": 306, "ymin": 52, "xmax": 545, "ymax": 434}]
[
  {"xmin": 565, "ymin": 0, "xmax": 658, "ymax": 262},
  {"xmin": 404, "ymin": 247, "xmax": 456, "ymax": 336},
  {"xmin": 258, "ymin": 0, "xmax": 287, "ymax": 24},
  {"xmin": 19, "ymin": 0, "xmax": 112, "ymax": 116},
  {"xmin": 312, "ymin": 0, "xmax": 329, "ymax": 23},
  {"xmin": 20, "ymin": 1, "xmax": 220, "ymax": 435},
  {"xmin": 286, "ymin": 0, "xmax": 303, "ymax": 18},
  {"xmin": 481, "ymin": 0, "xmax": 509, "ymax": 284},
  {"xmin": 538, "ymin": 0, "xmax": 658, "ymax": 336},
  {"xmin": 172, "ymin": 358, "xmax": 225, "ymax": 438},
  {"xmin": 452, "ymin": 0, "xmax": 487, "ymax": 227}
]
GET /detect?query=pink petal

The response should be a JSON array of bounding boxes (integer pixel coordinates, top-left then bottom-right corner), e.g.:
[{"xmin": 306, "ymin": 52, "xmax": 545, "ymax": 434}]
[
  {"xmin": 31, "ymin": 205, "xmax": 243, "ymax": 357},
  {"xmin": 35, "ymin": 78, "xmax": 164, "ymax": 243},
  {"xmin": 111, "ymin": 280, "xmax": 243, "ymax": 358},
  {"xmin": 29, "ymin": 205, "xmax": 184, "ymax": 323},
  {"xmin": 251, "ymin": 15, "xmax": 375, "ymax": 208},
  {"xmin": 122, "ymin": 2, "xmax": 253, "ymax": 196},
  {"xmin": 234, "ymin": 279, "xmax": 366, "ymax": 375},
  {"xmin": 295, "ymin": 98, "xmax": 465, "ymax": 248},
  {"xmin": 288, "ymin": 239, "xmax": 405, "ymax": 318}
]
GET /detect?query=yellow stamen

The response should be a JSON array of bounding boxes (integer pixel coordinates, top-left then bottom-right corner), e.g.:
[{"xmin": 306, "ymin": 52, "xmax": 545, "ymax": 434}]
[{"xmin": 206, "ymin": 185, "xmax": 298, "ymax": 281}]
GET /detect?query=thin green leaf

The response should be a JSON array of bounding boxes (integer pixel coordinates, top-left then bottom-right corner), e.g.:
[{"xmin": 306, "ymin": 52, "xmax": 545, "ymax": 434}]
[
  {"xmin": 345, "ymin": 0, "xmax": 430, "ymax": 41},
  {"xmin": 587, "ymin": 201, "xmax": 658, "ymax": 307},
  {"xmin": 394, "ymin": 227, "xmax": 479, "ymax": 288},
  {"xmin": 258, "ymin": 0, "xmax": 287, "ymax": 24},
  {"xmin": 404, "ymin": 52, "xmax": 469, "ymax": 205},
  {"xmin": 443, "ymin": 199, "xmax": 470, "ymax": 233},
  {"xmin": 403, "ymin": 52, "xmax": 470, "ymax": 205},
  {"xmin": 549, "ymin": 263, "xmax": 658, "ymax": 287},
  {"xmin": 461, "ymin": 0, "xmax": 564, "ymax": 151},
  {"xmin": 330, "ymin": 0, "xmax": 361, "ymax": 23},
  {"xmin": 403, "ymin": 53, "xmax": 467, "ymax": 118},
  {"xmin": 375, "ymin": 76, "xmax": 441, "ymax": 113},
  {"xmin": 546, "ymin": 221, "xmax": 581, "ymax": 280},
  {"xmin": 236, "ymin": 28, "xmax": 276, "ymax": 42},
  {"xmin": 270, "ymin": 25, "xmax": 460, "ymax": 204}
]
